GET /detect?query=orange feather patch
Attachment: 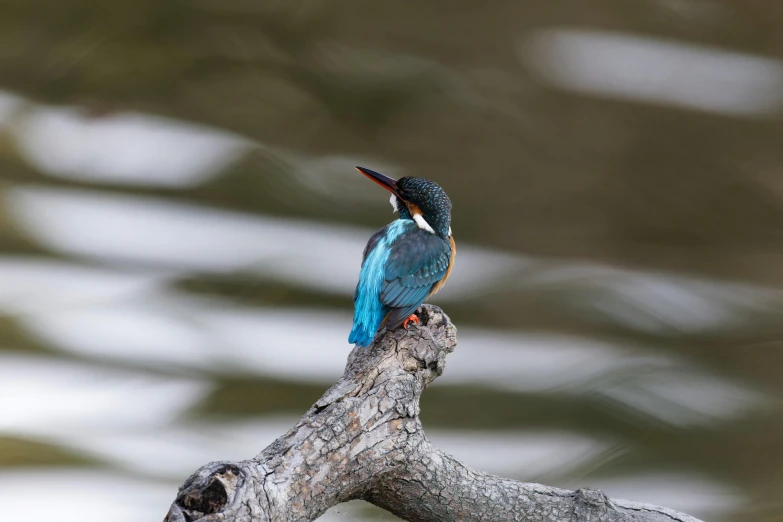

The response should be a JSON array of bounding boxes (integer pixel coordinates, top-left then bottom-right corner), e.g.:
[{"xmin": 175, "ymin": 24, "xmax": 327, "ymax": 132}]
[
  {"xmin": 430, "ymin": 236, "xmax": 455, "ymax": 297},
  {"xmin": 405, "ymin": 202, "xmax": 422, "ymax": 216}
]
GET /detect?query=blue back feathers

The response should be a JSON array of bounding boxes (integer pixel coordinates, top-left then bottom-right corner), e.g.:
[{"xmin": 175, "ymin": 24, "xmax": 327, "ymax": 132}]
[{"xmin": 348, "ymin": 220, "xmax": 411, "ymax": 347}]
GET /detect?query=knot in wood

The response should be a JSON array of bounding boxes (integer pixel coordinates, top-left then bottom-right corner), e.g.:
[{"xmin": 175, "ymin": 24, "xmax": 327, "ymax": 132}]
[
  {"xmin": 167, "ymin": 462, "xmax": 244, "ymax": 521},
  {"xmin": 382, "ymin": 305, "xmax": 456, "ymax": 379}
]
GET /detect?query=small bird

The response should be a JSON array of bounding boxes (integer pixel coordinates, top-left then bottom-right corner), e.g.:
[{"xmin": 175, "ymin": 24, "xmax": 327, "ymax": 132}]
[{"xmin": 349, "ymin": 166, "xmax": 455, "ymax": 347}]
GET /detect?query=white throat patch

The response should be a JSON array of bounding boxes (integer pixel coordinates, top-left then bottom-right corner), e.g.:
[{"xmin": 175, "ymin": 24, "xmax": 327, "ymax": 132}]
[
  {"xmin": 389, "ymin": 194, "xmax": 399, "ymax": 213},
  {"xmin": 413, "ymin": 213, "xmax": 436, "ymax": 234}
]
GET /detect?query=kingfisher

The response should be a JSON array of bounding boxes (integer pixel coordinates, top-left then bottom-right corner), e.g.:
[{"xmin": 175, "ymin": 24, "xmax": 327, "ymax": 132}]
[{"xmin": 348, "ymin": 166, "xmax": 455, "ymax": 347}]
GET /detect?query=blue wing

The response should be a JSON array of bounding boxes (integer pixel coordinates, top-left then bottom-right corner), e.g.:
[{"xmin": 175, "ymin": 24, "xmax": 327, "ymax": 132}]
[
  {"xmin": 349, "ymin": 220, "xmax": 412, "ymax": 347},
  {"xmin": 380, "ymin": 228, "xmax": 452, "ymax": 330}
]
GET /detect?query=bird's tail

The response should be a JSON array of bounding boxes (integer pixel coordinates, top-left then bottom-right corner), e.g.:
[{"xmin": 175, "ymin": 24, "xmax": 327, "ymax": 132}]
[{"xmin": 348, "ymin": 323, "xmax": 375, "ymax": 348}]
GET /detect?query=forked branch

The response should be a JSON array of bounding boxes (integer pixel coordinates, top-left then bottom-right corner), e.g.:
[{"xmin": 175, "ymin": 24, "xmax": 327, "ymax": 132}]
[{"xmin": 164, "ymin": 305, "xmax": 702, "ymax": 522}]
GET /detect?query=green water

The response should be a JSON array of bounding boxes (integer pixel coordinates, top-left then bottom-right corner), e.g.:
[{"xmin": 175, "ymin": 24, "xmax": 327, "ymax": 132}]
[{"xmin": 1, "ymin": 2, "xmax": 782, "ymax": 521}]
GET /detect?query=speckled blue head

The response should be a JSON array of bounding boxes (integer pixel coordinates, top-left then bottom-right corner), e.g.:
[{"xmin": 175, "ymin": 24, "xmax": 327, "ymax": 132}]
[
  {"xmin": 356, "ymin": 166, "xmax": 452, "ymax": 238},
  {"xmin": 395, "ymin": 177, "xmax": 452, "ymax": 238}
]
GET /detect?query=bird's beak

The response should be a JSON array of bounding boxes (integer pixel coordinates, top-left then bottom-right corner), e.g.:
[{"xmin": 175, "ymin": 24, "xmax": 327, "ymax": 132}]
[{"xmin": 355, "ymin": 166, "xmax": 399, "ymax": 197}]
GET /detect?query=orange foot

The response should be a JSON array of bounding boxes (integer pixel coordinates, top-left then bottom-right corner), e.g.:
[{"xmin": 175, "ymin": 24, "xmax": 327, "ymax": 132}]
[{"xmin": 402, "ymin": 314, "xmax": 420, "ymax": 329}]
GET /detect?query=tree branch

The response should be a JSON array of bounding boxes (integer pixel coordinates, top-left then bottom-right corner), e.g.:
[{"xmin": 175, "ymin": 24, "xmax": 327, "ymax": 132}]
[{"xmin": 163, "ymin": 305, "xmax": 703, "ymax": 522}]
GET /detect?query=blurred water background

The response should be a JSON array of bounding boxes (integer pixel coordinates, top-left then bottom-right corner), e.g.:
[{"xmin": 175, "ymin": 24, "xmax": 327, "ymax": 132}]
[{"xmin": 1, "ymin": 2, "xmax": 783, "ymax": 521}]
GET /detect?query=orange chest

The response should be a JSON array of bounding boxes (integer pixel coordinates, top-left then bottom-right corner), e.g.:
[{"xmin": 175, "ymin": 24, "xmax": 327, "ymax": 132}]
[{"xmin": 430, "ymin": 236, "xmax": 456, "ymax": 296}]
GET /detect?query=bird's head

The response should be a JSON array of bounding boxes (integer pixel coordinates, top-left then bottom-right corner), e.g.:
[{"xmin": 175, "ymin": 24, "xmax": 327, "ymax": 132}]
[{"xmin": 356, "ymin": 166, "xmax": 452, "ymax": 238}]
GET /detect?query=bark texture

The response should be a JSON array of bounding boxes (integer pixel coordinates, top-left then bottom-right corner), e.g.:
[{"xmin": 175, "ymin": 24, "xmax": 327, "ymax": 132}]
[{"xmin": 163, "ymin": 305, "xmax": 703, "ymax": 522}]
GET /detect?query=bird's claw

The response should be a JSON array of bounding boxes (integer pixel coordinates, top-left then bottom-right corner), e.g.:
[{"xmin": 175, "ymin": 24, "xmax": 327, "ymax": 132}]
[{"xmin": 402, "ymin": 314, "xmax": 420, "ymax": 329}]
